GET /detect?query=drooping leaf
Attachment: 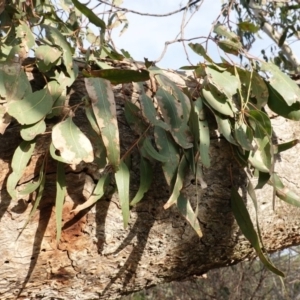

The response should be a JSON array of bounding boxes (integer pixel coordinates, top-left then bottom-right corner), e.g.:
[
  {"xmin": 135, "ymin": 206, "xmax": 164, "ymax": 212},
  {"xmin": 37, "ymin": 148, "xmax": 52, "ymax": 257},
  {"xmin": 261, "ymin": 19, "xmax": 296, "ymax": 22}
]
[
  {"xmin": 188, "ymin": 43, "xmax": 214, "ymax": 63},
  {"xmin": 142, "ymin": 137, "xmax": 169, "ymax": 162},
  {"xmin": 156, "ymin": 87, "xmax": 193, "ymax": 149},
  {"xmin": 19, "ymin": 160, "xmax": 45, "ymax": 196},
  {"xmin": 42, "ymin": 25, "xmax": 75, "ymax": 80},
  {"xmin": 194, "ymin": 97, "xmax": 210, "ymax": 167},
  {"xmin": 218, "ymin": 39, "xmax": 241, "ymax": 56},
  {"xmin": 124, "ymin": 101, "xmax": 148, "ymax": 135},
  {"xmin": 35, "ymin": 45, "xmax": 62, "ymax": 72},
  {"xmin": 52, "ymin": 117, "xmax": 94, "ymax": 165},
  {"xmin": 115, "ymin": 161, "xmax": 130, "ymax": 228},
  {"xmin": 154, "ymin": 126, "xmax": 180, "ymax": 187},
  {"xmin": 7, "ymin": 89, "xmax": 53, "ymax": 125},
  {"xmin": 234, "ymin": 121, "xmax": 254, "ymax": 151},
  {"xmin": 238, "ymin": 21, "xmax": 260, "ymax": 33},
  {"xmin": 255, "ymin": 171, "xmax": 270, "ymax": 189},
  {"xmin": 202, "ymin": 88, "xmax": 234, "ymax": 117},
  {"xmin": 71, "ymin": 0, "xmax": 106, "ymax": 30},
  {"xmin": 155, "ymin": 74, "xmax": 191, "ymax": 123},
  {"xmin": 55, "ymin": 162, "xmax": 66, "ymax": 242},
  {"xmin": 85, "ymin": 77, "xmax": 120, "ymax": 167},
  {"xmin": 231, "ymin": 188, "xmax": 284, "ymax": 277},
  {"xmin": 267, "ymin": 84, "xmax": 300, "ymax": 120},
  {"xmin": 205, "ymin": 66, "xmax": 239, "ymax": 100},
  {"xmin": 16, "ymin": 21, "xmax": 35, "ymax": 52},
  {"xmin": 84, "ymin": 68, "xmax": 149, "ymax": 84},
  {"xmin": 17, "ymin": 171, "xmax": 46, "ymax": 240},
  {"xmin": 7, "ymin": 141, "xmax": 36, "ymax": 199},
  {"xmin": 214, "ymin": 114, "xmax": 238, "ymax": 145},
  {"xmin": 71, "ymin": 174, "xmax": 110, "ymax": 213},
  {"xmin": 261, "ymin": 62, "xmax": 300, "ymax": 106},
  {"xmin": 177, "ymin": 194, "xmax": 202, "ymax": 237},
  {"xmin": 164, "ymin": 156, "xmax": 188, "ymax": 209},
  {"xmin": 274, "ymin": 139, "xmax": 299, "ymax": 154},
  {"xmin": 214, "ymin": 24, "xmax": 240, "ymax": 41},
  {"xmin": 271, "ymin": 173, "xmax": 300, "ymax": 207},
  {"xmin": 20, "ymin": 119, "xmax": 46, "ymax": 141},
  {"xmin": 138, "ymin": 84, "xmax": 170, "ymax": 130},
  {"xmin": 130, "ymin": 157, "xmax": 153, "ymax": 205}
]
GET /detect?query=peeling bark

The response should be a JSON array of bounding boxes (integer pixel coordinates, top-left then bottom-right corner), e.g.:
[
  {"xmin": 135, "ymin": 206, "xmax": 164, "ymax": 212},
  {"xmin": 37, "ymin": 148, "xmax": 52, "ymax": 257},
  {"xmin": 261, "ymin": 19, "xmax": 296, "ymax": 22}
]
[{"xmin": 1, "ymin": 66, "xmax": 300, "ymax": 299}]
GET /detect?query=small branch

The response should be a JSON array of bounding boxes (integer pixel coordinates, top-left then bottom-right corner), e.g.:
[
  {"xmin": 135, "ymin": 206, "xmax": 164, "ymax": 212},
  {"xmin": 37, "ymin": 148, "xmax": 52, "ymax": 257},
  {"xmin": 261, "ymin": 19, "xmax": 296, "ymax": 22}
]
[
  {"xmin": 98, "ymin": 0, "xmax": 203, "ymax": 17},
  {"xmin": 249, "ymin": 0, "xmax": 300, "ymax": 73}
]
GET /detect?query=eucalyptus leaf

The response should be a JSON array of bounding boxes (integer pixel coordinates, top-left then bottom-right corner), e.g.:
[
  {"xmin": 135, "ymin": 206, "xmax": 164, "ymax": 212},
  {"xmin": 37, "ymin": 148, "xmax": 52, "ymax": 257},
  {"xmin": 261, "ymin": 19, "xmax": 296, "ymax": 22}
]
[
  {"xmin": 115, "ymin": 161, "xmax": 130, "ymax": 228},
  {"xmin": 20, "ymin": 119, "xmax": 46, "ymax": 141},
  {"xmin": 8, "ymin": 89, "xmax": 53, "ymax": 125},
  {"xmin": 131, "ymin": 157, "xmax": 153, "ymax": 206},
  {"xmin": 85, "ymin": 77, "xmax": 120, "ymax": 167},
  {"xmin": 231, "ymin": 188, "xmax": 284, "ymax": 277},
  {"xmin": 7, "ymin": 141, "xmax": 36, "ymax": 199},
  {"xmin": 55, "ymin": 162, "xmax": 66, "ymax": 242},
  {"xmin": 52, "ymin": 117, "xmax": 94, "ymax": 165}
]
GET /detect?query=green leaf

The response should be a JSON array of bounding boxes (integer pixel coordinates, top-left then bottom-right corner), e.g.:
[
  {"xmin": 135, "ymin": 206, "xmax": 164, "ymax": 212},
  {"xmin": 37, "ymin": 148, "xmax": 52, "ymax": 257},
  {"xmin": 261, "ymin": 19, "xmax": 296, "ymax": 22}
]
[
  {"xmin": 205, "ymin": 66, "xmax": 239, "ymax": 100},
  {"xmin": 155, "ymin": 73, "xmax": 191, "ymax": 123},
  {"xmin": 52, "ymin": 117, "xmax": 94, "ymax": 165},
  {"xmin": 17, "ymin": 171, "xmax": 46, "ymax": 240},
  {"xmin": 231, "ymin": 188, "xmax": 284, "ymax": 277},
  {"xmin": 20, "ymin": 119, "xmax": 46, "ymax": 141},
  {"xmin": 16, "ymin": 21, "xmax": 35, "ymax": 51},
  {"xmin": 85, "ymin": 78, "xmax": 120, "ymax": 167},
  {"xmin": 71, "ymin": 0, "xmax": 106, "ymax": 30},
  {"xmin": 267, "ymin": 84, "xmax": 300, "ymax": 120},
  {"xmin": 7, "ymin": 89, "xmax": 53, "ymax": 125},
  {"xmin": 55, "ymin": 162, "xmax": 66, "ymax": 242},
  {"xmin": 19, "ymin": 160, "xmax": 45, "ymax": 196},
  {"xmin": 255, "ymin": 171, "xmax": 270, "ymax": 189},
  {"xmin": 214, "ymin": 24, "xmax": 240, "ymax": 41},
  {"xmin": 271, "ymin": 174, "xmax": 300, "ymax": 207},
  {"xmin": 218, "ymin": 39, "xmax": 241, "ymax": 56},
  {"xmin": 130, "ymin": 157, "xmax": 153, "ymax": 206},
  {"xmin": 177, "ymin": 194, "xmax": 203, "ymax": 237},
  {"xmin": 7, "ymin": 141, "xmax": 36, "ymax": 199},
  {"xmin": 84, "ymin": 68, "xmax": 150, "ymax": 84},
  {"xmin": 188, "ymin": 43, "xmax": 214, "ymax": 63},
  {"xmin": 202, "ymin": 88, "xmax": 234, "ymax": 117},
  {"xmin": 142, "ymin": 137, "xmax": 169, "ymax": 162},
  {"xmin": 261, "ymin": 62, "xmax": 300, "ymax": 106},
  {"xmin": 164, "ymin": 156, "xmax": 188, "ymax": 209},
  {"xmin": 154, "ymin": 126, "xmax": 180, "ymax": 187},
  {"xmin": 234, "ymin": 121, "xmax": 254, "ymax": 151},
  {"xmin": 215, "ymin": 114, "xmax": 238, "ymax": 145},
  {"xmin": 278, "ymin": 27, "xmax": 288, "ymax": 47},
  {"xmin": 115, "ymin": 161, "xmax": 130, "ymax": 228},
  {"xmin": 124, "ymin": 101, "xmax": 148, "ymax": 135},
  {"xmin": 238, "ymin": 21, "xmax": 260, "ymax": 33},
  {"xmin": 138, "ymin": 84, "xmax": 170, "ymax": 130},
  {"xmin": 72, "ymin": 174, "xmax": 110, "ymax": 214},
  {"xmin": 194, "ymin": 97, "xmax": 210, "ymax": 167},
  {"xmin": 274, "ymin": 139, "xmax": 299, "ymax": 154},
  {"xmin": 156, "ymin": 87, "xmax": 193, "ymax": 149},
  {"xmin": 42, "ymin": 25, "xmax": 75, "ymax": 80},
  {"xmin": 35, "ymin": 45, "xmax": 62, "ymax": 72}
]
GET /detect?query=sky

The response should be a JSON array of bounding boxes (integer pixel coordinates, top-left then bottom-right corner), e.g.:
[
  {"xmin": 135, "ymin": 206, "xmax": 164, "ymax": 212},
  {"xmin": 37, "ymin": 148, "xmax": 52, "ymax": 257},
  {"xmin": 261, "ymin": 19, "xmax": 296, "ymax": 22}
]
[{"xmin": 105, "ymin": 0, "xmax": 273, "ymax": 69}]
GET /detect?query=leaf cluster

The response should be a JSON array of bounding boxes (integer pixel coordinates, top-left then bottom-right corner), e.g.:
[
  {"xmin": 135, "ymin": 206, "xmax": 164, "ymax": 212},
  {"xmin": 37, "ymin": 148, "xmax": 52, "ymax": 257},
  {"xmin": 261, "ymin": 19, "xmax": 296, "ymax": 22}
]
[{"xmin": 1, "ymin": 0, "xmax": 300, "ymax": 278}]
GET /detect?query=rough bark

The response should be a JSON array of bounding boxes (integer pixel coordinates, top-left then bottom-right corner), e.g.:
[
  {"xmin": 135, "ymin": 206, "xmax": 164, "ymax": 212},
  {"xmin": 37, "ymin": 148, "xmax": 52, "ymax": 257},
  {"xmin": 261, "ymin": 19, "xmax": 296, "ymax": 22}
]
[{"xmin": 1, "ymin": 66, "xmax": 300, "ymax": 300}]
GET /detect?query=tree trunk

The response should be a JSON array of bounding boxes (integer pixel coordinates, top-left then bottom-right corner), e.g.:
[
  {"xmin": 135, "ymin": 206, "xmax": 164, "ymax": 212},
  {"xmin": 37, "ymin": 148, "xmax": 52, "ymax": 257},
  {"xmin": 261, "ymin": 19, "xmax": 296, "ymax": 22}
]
[{"xmin": 1, "ymin": 67, "xmax": 300, "ymax": 300}]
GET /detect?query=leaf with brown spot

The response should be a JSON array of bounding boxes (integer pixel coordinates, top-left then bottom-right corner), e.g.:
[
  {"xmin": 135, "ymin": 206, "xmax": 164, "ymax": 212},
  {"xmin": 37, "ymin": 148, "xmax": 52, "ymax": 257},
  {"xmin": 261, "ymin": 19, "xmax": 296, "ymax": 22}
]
[
  {"xmin": 52, "ymin": 117, "xmax": 94, "ymax": 165},
  {"xmin": 85, "ymin": 78, "xmax": 120, "ymax": 167}
]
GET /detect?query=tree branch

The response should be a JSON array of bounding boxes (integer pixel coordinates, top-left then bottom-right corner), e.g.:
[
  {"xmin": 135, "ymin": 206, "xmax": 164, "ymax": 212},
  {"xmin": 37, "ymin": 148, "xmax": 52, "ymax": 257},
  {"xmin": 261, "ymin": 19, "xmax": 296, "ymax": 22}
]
[
  {"xmin": 98, "ymin": 0, "xmax": 203, "ymax": 17},
  {"xmin": 249, "ymin": 0, "xmax": 300, "ymax": 73}
]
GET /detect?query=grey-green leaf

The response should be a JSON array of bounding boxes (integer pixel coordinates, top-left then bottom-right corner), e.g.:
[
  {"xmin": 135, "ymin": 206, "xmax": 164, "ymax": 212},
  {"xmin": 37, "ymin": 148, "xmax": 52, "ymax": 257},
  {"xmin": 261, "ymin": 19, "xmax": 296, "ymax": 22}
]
[
  {"xmin": 8, "ymin": 89, "xmax": 53, "ymax": 125},
  {"xmin": 115, "ymin": 161, "xmax": 130, "ymax": 228},
  {"xmin": 20, "ymin": 119, "xmax": 46, "ymax": 141},
  {"xmin": 56, "ymin": 162, "xmax": 66, "ymax": 242},
  {"xmin": 85, "ymin": 77, "xmax": 120, "ymax": 167},
  {"xmin": 52, "ymin": 117, "xmax": 94, "ymax": 165},
  {"xmin": 131, "ymin": 157, "xmax": 153, "ymax": 205}
]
